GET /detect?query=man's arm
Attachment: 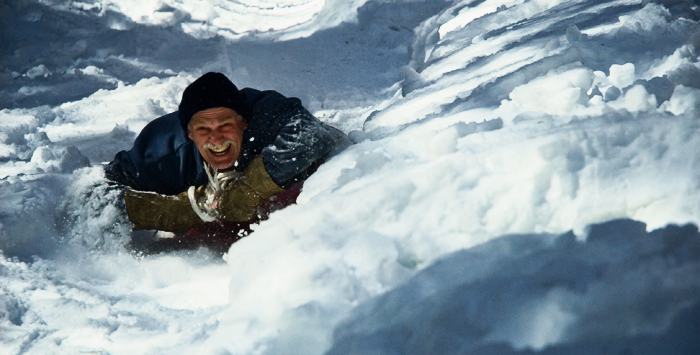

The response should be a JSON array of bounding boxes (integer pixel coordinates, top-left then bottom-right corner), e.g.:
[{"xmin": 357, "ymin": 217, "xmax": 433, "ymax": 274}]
[
  {"xmin": 262, "ymin": 112, "xmax": 338, "ymax": 186},
  {"xmin": 104, "ymin": 112, "xmax": 204, "ymax": 195},
  {"xmin": 206, "ymin": 92, "xmax": 350, "ymax": 223},
  {"xmin": 240, "ymin": 88, "xmax": 351, "ymax": 186}
]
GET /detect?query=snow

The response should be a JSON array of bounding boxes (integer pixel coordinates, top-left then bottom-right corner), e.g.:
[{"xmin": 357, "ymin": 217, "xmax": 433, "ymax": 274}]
[{"xmin": 1, "ymin": 0, "xmax": 699, "ymax": 354}]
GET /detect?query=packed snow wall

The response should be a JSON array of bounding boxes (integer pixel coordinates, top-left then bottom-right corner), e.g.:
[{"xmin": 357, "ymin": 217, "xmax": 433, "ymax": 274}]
[{"xmin": 1, "ymin": 0, "xmax": 699, "ymax": 354}]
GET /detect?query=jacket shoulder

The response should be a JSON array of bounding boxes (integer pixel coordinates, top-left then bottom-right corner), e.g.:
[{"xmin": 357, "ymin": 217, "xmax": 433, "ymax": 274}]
[{"xmin": 105, "ymin": 112, "xmax": 203, "ymax": 194}]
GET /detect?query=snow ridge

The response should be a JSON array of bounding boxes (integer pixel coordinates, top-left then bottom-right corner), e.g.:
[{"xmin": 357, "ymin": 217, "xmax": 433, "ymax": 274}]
[{"xmin": 0, "ymin": 0, "xmax": 698, "ymax": 354}]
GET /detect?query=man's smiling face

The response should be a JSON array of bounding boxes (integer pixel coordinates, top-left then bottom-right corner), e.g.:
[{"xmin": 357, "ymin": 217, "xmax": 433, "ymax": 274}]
[{"xmin": 188, "ymin": 107, "xmax": 247, "ymax": 170}]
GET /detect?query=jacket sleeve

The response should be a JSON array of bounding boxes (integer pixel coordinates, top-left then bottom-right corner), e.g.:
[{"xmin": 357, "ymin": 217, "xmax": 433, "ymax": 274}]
[
  {"xmin": 103, "ymin": 112, "xmax": 205, "ymax": 195},
  {"xmin": 241, "ymin": 88, "xmax": 351, "ymax": 187},
  {"xmin": 261, "ymin": 111, "xmax": 338, "ymax": 186}
]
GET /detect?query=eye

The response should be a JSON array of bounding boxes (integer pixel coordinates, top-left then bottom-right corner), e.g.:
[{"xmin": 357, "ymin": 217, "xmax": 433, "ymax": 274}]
[{"xmin": 219, "ymin": 121, "xmax": 239, "ymax": 131}]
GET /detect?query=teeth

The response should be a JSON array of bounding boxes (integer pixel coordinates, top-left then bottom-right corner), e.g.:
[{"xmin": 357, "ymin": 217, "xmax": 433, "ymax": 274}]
[{"xmin": 209, "ymin": 142, "xmax": 231, "ymax": 154}]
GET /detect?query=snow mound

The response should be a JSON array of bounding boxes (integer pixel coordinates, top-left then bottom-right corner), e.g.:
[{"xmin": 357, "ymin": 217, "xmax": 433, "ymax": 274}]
[
  {"xmin": 328, "ymin": 219, "xmax": 700, "ymax": 355},
  {"xmin": 0, "ymin": 0, "xmax": 698, "ymax": 354}
]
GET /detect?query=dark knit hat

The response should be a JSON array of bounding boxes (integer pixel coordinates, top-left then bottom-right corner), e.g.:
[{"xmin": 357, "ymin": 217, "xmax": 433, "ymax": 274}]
[{"xmin": 178, "ymin": 72, "xmax": 250, "ymax": 131}]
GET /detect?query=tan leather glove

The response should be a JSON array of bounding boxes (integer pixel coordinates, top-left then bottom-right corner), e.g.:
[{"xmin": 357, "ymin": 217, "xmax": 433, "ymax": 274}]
[
  {"xmin": 123, "ymin": 189, "xmax": 203, "ymax": 235},
  {"xmin": 214, "ymin": 155, "xmax": 285, "ymax": 222}
]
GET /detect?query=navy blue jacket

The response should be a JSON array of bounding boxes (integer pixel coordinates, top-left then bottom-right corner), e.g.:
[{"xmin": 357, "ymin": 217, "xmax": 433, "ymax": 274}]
[{"xmin": 105, "ymin": 88, "xmax": 350, "ymax": 195}]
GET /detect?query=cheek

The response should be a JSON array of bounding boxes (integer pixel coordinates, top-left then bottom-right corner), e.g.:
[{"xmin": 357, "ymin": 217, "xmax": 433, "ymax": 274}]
[
  {"xmin": 234, "ymin": 137, "xmax": 244, "ymax": 152},
  {"xmin": 193, "ymin": 137, "xmax": 207, "ymax": 149},
  {"xmin": 192, "ymin": 137, "xmax": 211, "ymax": 155},
  {"xmin": 231, "ymin": 129, "xmax": 245, "ymax": 143}
]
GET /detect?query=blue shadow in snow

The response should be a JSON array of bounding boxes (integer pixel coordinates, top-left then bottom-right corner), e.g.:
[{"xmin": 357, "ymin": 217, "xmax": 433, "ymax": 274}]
[{"xmin": 326, "ymin": 219, "xmax": 700, "ymax": 355}]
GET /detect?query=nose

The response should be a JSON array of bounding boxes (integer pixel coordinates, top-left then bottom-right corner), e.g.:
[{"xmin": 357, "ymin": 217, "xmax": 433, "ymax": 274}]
[{"xmin": 208, "ymin": 127, "xmax": 226, "ymax": 144}]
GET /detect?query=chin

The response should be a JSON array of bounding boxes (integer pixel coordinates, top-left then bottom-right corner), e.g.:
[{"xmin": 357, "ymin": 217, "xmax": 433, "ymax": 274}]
[
  {"xmin": 206, "ymin": 155, "xmax": 236, "ymax": 170},
  {"xmin": 211, "ymin": 161, "xmax": 234, "ymax": 170}
]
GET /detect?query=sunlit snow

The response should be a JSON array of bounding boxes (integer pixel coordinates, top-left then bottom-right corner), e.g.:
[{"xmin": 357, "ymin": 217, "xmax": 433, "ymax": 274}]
[{"xmin": 0, "ymin": 0, "xmax": 698, "ymax": 354}]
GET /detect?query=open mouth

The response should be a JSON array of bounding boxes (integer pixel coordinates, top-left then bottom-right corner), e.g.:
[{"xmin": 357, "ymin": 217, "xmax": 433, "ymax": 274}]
[{"xmin": 206, "ymin": 142, "xmax": 232, "ymax": 156}]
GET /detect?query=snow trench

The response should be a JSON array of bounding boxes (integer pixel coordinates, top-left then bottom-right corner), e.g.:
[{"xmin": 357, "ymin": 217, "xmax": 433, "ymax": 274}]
[{"xmin": 1, "ymin": 0, "xmax": 699, "ymax": 354}]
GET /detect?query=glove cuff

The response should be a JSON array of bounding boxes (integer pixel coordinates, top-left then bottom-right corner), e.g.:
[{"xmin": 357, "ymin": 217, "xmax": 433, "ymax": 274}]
[{"xmin": 188, "ymin": 185, "xmax": 217, "ymax": 222}]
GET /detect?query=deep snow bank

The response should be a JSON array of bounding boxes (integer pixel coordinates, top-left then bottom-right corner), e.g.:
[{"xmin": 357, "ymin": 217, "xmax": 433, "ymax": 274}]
[
  {"xmin": 0, "ymin": 0, "xmax": 699, "ymax": 354},
  {"xmin": 327, "ymin": 219, "xmax": 700, "ymax": 355},
  {"xmin": 196, "ymin": 0, "xmax": 700, "ymax": 353}
]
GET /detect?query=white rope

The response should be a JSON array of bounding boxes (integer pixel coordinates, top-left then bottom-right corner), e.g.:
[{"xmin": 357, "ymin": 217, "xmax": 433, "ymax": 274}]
[
  {"xmin": 187, "ymin": 161, "xmax": 241, "ymax": 222},
  {"xmin": 188, "ymin": 185, "xmax": 216, "ymax": 222},
  {"xmin": 204, "ymin": 162, "xmax": 221, "ymax": 193}
]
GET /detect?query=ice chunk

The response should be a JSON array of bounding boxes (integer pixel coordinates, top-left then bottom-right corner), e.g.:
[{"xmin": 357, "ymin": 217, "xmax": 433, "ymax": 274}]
[
  {"xmin": 80, "ymin": 66, "xmax": 104, "ymax": 76},
  {"xmin": 401, "ymin": 67, "xmax": 427, "ymax": 97},
  {"xmin": 636, "ymin": 76, "xmax": 675, "ymax": 105},
  {"xmin": 624, "ymin": 85, "xmax": 657, "ymax": 112},
  {"xmin": 608, "ymin": 63, "xmax": 635, "ymax": 89},
  {"xmin": 58, "ymin": 146, "xmax": 90, "ymax": 173},
  {"xmin": 604, "ymin": 86, "xmax": 621, "ymax": 101},
  {"xmin": 496, "ymin": 68, "xmax": 594, "ymax": 122},
  {"xmin": 26, "ymin": 65, "xmax": 50, "ymax": 79},
  {"xmin": 663, "ymin": 85, "xmax": 700, "ymax": 115},
  {"xmin": 565, "ymin": 24, "xmax": 587, "ymax": 43},
  {"xmin": 30, "ymin": 146, "xmax": 55, "ymax": 164}
]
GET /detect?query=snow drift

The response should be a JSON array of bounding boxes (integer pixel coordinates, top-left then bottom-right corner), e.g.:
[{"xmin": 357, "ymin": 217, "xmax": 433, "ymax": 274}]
[{"xmin": 0, "ymin": 0, "xmax": 698, "ymax": 354}]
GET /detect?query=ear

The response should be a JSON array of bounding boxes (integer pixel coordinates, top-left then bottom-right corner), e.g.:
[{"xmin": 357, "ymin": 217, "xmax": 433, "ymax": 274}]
[
  {"xmin": 187, "ymin": 126, "xmax": 193, "ymax": 140},
  {"xmin": 238, "ymin": 115, "xmax": 247, "ymax": 130}
]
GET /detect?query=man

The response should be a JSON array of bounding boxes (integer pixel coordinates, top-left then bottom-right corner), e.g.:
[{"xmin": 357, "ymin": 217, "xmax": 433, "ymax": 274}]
[{"xmin": 105, "ymin": 72, "xmax": 350, "ymax": 247}]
